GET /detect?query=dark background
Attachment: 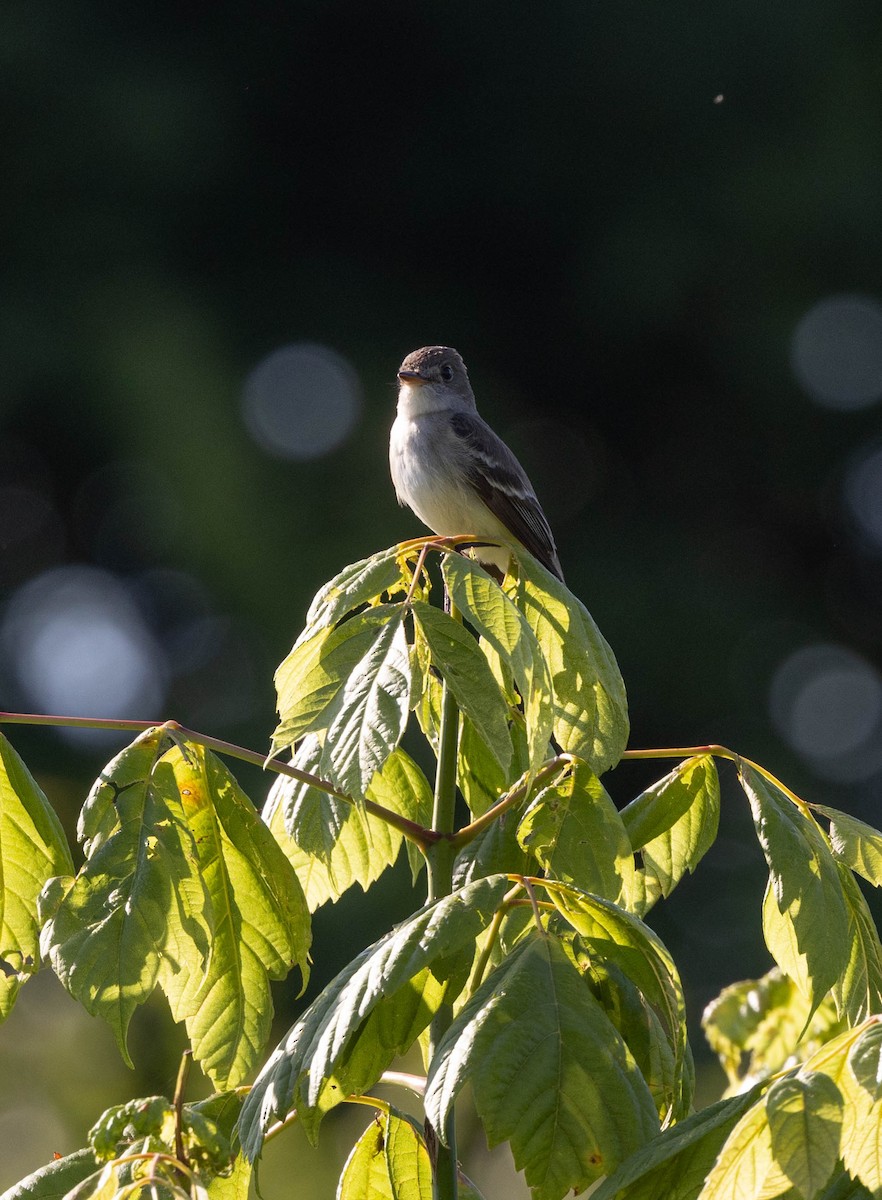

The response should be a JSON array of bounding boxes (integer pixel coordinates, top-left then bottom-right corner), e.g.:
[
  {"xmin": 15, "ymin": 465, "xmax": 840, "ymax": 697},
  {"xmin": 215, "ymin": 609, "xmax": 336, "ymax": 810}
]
[{"xmin": 3, "ymin": 1, "xmax": 882, "ymax": 1191}]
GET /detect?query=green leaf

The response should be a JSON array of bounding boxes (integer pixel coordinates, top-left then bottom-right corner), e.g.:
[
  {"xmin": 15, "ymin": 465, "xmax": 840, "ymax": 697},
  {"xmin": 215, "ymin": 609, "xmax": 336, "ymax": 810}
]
[
  {"xmin": 516, "ymin": 758, "xmax": 636, "ymax": 905},
  {"xmin": 620, "ymin": 756, "xmax": 719, "ymax": 905},
  {"xmin": 411, "ymin": 601, "xmax": 512, "ymax": 772},
  {"xmin": 384, "ymin": 1108, "xmax": 433, "ymax": 1200},
  {"xmin": 543, "ymin": 880, "xmax": 689, "ymax": 1115},
  {"xmin": 571, "ymin": 939, "xmax": 685, "ymax": 1124},
  {"xmin": 264, "ymin": 743, "xmax": 428, "ymax": 908},
  {"xmin": 38, "ymin": 728, "xmax": 205, "ymax": 1064},
  {"xmin": 338, "ymin": 1116, "xmax": 394, "ymax": 1199},
  {"xmin": 699, "ymin": 1093, "xmax": 791, "ymax": 1200},
  {"xmin": 506, "ymin": 552, "xmax": 629, "ymax": 776},
  {"xmin": 272, "ymin": 606, "xmax": 400, "ymax": 756},
  {"xmin": 0, "ymin": 1150, "xmax": 100, "ymax": 1200},
  {"xmin": 238, "ymin": 875, "xmax": 509, "ymax": 1158},
  {"xmin": 337, "ymin": 1107, "xmax": 433, "ymax": 1200},
  {"xmin": 425, "ymin": 934, "xmax": 658, "ymax": 1200},
  {"xmin": 702, "ymin": 967, "xmax": 842, "ymax": 1094},
  {"xmin": 442, "ymin": 555, "xmax": 554, "ymax": 774},
  {"xmin": 192, "ymin": 1093, "xmax": 251, "ymax": 1200},
  {"xmin": 766, "ymin": 1071, "xmax": 842, "ymax": 1198},
  {"xmin": 457, "ymin": 714, "xmax": 509, "ymax": 818},
  {"xmin": 155, "ymin": 743, "xmax": 311, "ymax": 1088},
  {"xmin": 206, "ymin": 1155, "xmax": 251, "ymax": 1200},
  {"xmin": 833, "ymin": 863, "xmax": 882, "ymax": 1025},
  {"xmin": 849, "ymin": 1024, "xmax": 882, "ymax": 1101},
  {"xmin": 317, "ymin": 608, "xmax": 411, "ymax": 798},
  {"xmin": 590, "ymin": 1086, "xmax": 766, "ymax": 1200},
  {"xmin": 0, "ymin": 732, "xmax": 74, "ymax": 1019},
  {"xmin": 297, "ymin": 546, "xmax": 410, "ymax": 648},
  {"xmin": 452, "ymin": 802, "xmax": 534, "ymax": 888},
  {"xmin": 367, "ymin": 748, "xmax": 432, "ymax": 885},
  {"xmin": 804, "ymin": 1025, "xmax": 882, "ymax": 1198},
  {"xmin": 815, "ymin": 806, "xmax": 882, "ymax": 888},
  {"xmin": 740, "ymin": 763, "xmax": 850, "ymax": 1010}
]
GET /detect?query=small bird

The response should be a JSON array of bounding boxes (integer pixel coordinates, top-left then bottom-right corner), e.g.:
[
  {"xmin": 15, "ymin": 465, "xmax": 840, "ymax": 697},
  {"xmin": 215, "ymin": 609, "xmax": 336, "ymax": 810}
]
[{"xmin": 389, "ymin": 345, "xmax": 564, "ymax": 581}]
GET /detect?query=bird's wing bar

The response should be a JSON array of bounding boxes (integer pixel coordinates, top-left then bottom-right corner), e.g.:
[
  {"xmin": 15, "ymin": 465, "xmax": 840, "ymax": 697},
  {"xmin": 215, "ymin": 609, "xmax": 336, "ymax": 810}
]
[{"xmin": 450, "ymin": 411, "xmax": 564, "ymax": 581}]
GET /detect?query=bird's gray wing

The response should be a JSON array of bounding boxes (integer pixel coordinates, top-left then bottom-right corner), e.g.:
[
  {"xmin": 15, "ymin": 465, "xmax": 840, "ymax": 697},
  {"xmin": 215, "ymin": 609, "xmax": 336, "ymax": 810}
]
[{"xmin": 450, "ymin": 410, "xmax": 564, "ymax": 581}]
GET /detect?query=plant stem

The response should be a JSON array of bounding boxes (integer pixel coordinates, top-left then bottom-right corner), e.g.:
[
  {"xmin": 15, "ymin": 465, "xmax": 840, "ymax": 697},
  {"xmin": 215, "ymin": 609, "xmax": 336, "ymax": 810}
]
[
  {"xmin": 450, "ymin": 755, "xmax": 569, "ymax": 850},
  {"xmin": 425, "ymin": 603, "xmax": 461, "ymax": 1200},
  {"xmin": 173, "ymin": 1050, "xmax": 192, "ymax": 1168},
  {"xmin": 0, "ymin": 710, "xmax": 434, "ymax": 851},
  {"xmin": 427, "ymin": 679, "xmax": 459, "ymax": 904}
]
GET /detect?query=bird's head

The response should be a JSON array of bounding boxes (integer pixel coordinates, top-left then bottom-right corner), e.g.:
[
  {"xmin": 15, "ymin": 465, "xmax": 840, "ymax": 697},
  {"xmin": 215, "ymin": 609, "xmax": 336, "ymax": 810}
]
[{"xmin": 396, "ymin": 346, "xmax": 476, "ymax": 414}]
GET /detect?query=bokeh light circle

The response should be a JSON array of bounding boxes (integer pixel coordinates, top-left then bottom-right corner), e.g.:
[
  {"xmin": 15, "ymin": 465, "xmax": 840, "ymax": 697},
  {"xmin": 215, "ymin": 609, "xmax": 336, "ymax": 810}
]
[
  {"xmin": 843, "ymin": 443, "xmax": 882, "ymax": 554},
  {"xmin": 242, "ymin": 342, "xmax": 362, "ymax": 460},
  {"xmin": 769, "ymin": 642, "xmax": 882, "ymax": 778},
  {"xmin": 791, "ymin": 294, "xmax": 882, "ymax": 411},
  {"xmin": 1, "ymin": 565, "xmax": 166, "ymax": 739}
]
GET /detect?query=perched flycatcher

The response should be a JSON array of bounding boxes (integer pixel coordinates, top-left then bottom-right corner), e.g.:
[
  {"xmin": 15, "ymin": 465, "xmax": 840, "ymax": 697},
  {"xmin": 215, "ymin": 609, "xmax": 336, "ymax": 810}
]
[{"xmin": 389, "ymin": 345, "xmax": 564, "ymax": 581}]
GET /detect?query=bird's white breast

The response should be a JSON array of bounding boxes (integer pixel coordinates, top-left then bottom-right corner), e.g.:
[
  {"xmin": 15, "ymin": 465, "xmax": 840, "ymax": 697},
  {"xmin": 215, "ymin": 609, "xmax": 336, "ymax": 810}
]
[{"xmin": 389, "ymin": 404, "xmax": 512, "ymax": 549}]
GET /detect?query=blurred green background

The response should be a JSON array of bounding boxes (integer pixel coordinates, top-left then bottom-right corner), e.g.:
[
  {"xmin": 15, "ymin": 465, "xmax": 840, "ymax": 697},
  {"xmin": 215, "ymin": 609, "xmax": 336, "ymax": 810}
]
[{"xmin": 3, "ymin": 0, "xmax": 882, "ymax": 1192}]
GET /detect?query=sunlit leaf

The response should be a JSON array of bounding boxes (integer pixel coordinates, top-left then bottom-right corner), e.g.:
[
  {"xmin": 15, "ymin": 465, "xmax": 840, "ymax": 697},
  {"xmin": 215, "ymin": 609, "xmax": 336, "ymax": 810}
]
[
  {"xmin": 238, "ymin": 875, "xmax": 509, "ymax": 1159},
  {"xmin": 457, "ymin": 715, "xmax": 509, "ymax": 819},
  {"xmin": 702, "ymin": 968, "xmax": 842, "ymax": 1094},
  {"xmin": 833, "ymin": 864, "xmax": 882, "ymax": 1025},
  {"xmin": 506, "ymin": 553, "xmax": 629, "ymax": 776},
  {"xmin": 0, "ymin": 732, "xmax": 74, "ymax": 1019},
  {"xmin": 318, "ymin": 609, "xmax": 411, "ymax": 798},
  {"xmin": 815, "ymin": 806, "xmax": 882, "ymax": 888},
  {"xmin": 154, "ymin": 743, "xmax": 311, "ymax": 1088},
  {"xmin": 366, "ymin": 748, "xmax": 432, "ymax": 885},
  {"xmin": 425, "ymin": 933, "xmax": 658, "ymax": 1200},
  {"xmin": 620, "ymin": 756, "xmax": 719, "ymax": 905},
  {"xmin": 190, "ymin": 1092, "xmax": 250, "ymax": 1200},
  {"xmin": 849, "ymin": 1024, "xmax": 882, "ymax": 1101},
  {"xmin": 590, "ymin": 1086, "xmax": 766, "ymax": 1200},
  {"xmin": 779, "ymin": 1026, "xmax": 881, "ymax": 1196},
  {"xmin": 338, "ymin": 1115, "xmax": 393, "ymax": 1200},
  {"xmin": 698, "ymin": 1095, "xmax": 790, "ymax": 1200},
  {"xmin": 740, "ymin": 764, "xmax": 849, "ymax": 1010},
  {"xmin": 265, "ymin": 743, "xmax": 428, "ymax": 908},
  {"xmin": 411, "ymin": 602, "xmax": 512, "ymax": 773},
  {"xmin": 765, "ymin": 1071, "xmax": 842, "ymax": 1198},
  {"xmin": 272, "ymin": 606, "xmax": 400, "ymax": 756},
  {"xmin": 816, "ymin": 1029, "xmax": 882, "ymax": 1195},
  {"xmin": 297, "ymin": 546, "xmax": 409, "ymax": 649},
  {"xmin": 38, "ymin": 728, "xmax": 207, "ymax": 1064},
  {"xmin": 442, "ymin": 555, "xmax": 554, "ymax": 774},
  {"xmin": 452, "ymin": 804, "xmax": 533, "ymax": 889},
  {"xmin": 384, "ymin": 1108, "xmax": 433, "ymax": 1200},
  {"xmin": 517, "ymin": 757, "xmax": 636, "ymax": 905},
  {"xmin": 337, "ymin": 1106, "xmax": 432, "ymax": 1200}
]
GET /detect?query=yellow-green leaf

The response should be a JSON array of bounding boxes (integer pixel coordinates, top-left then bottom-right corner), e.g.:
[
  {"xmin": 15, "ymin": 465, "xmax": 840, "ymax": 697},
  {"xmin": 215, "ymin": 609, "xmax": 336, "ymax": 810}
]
[
  {"xmin": 506, "ymin": 553, "xmax": 629, "ymax": 776},
  {"xmin": 0, "ymin": 732, "xmax": 74, "ymax": 1019}
]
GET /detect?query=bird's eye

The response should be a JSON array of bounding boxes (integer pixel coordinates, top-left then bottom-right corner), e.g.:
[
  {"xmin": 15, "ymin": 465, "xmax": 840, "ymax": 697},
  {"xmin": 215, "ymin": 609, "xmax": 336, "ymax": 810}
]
[{"xmin": 440, "ymin": 363, "xmax": 454, "ymax": 382}]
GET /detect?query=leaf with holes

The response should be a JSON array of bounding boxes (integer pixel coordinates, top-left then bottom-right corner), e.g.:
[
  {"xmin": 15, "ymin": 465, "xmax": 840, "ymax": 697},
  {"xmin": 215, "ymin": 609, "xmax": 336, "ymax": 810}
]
[
  {"xmin": 154, "ymin": 743, "xmax": 311, "ymax": 1088},
  {"xmin": 517, "ymin": 757, "xmax": 636, "ymax": 906},
  {"xmin": 38, "ymin": 728, "xmax": 209, "ymax": 1063}
]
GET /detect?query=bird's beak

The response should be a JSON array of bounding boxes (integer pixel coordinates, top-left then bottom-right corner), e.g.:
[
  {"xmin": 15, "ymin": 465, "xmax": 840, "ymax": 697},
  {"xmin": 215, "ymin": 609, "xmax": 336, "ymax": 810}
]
[{"xmin": 397, "ymin": 369, "xmax": 425, "ymax": 384}]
